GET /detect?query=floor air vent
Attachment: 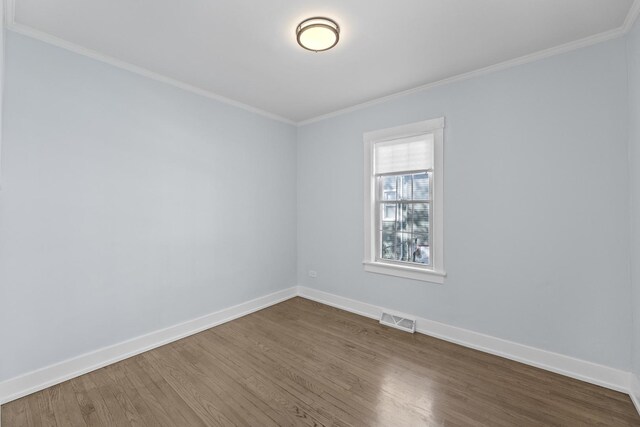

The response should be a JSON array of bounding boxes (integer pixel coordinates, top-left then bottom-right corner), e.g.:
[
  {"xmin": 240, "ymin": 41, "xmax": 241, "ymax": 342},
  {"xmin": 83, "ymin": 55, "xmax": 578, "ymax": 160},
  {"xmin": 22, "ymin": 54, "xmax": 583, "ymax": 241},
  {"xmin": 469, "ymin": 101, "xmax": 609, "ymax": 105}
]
[{"xmin": 380, "ymin": 312, "xmax": 416, "ymax": 333}]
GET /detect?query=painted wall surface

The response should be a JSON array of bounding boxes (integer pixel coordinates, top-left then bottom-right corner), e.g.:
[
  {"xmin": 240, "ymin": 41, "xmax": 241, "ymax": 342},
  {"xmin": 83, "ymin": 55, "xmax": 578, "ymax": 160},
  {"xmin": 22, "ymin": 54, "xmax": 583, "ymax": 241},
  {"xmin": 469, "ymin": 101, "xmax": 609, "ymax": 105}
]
[
  {"xmin": 628, "ymin": 17, "xmax": 640, "ymax": 379},
  {"xmin": 0, "ymin": 32, "xmax": 297, "ymax": 381},
  {"xmin": 297, "ymin": 38, "xmax": 632, "ymax": 369}
]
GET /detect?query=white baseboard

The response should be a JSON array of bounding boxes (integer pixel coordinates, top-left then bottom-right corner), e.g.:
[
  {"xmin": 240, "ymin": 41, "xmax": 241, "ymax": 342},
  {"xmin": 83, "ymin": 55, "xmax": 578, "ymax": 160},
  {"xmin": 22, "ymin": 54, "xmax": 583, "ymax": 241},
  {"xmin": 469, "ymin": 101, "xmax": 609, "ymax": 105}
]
[
  {"xmin": 297, "ymin": 286, "xmax": 632, "ymax": 394},
  {"xmin": 0, "ymin": 287, "xmax": 297, "ymax": 405},
  {"xmin": 1, "ymin": 284, "xmax": 636, "ymax": 415},
  {"xmin": 631, "ymin": 374, "xmax": 640, "ymax": 416}
]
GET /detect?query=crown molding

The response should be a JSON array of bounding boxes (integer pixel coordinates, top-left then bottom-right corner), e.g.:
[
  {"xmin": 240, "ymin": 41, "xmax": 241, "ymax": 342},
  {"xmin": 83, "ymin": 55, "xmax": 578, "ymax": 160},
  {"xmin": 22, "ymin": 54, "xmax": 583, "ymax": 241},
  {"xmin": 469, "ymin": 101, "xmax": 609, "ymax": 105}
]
[
  {"xmin": 3, "ymin": 0, "xmax": 295, "ymax": 126},
  {"xmin": 623, "ymin": 0, "xmax": 640, "ymax": 33},
  {"xmin": 298, "ymin": 0, "xmax": 640, "ymax": 126},
  {"xmin": 4, "ymin": 0, "xmax": 640, "ymax": 127},
  {"xmin": 7, "ymin": 23, "xmax": 296, "ymax": 125},
  {"xmin": 3, "ymin": 0, "xmax": 12, "ymax": 27},
  {"xmin": 298, "ymin": 1, "xmax": 640, "ymax": 126}
]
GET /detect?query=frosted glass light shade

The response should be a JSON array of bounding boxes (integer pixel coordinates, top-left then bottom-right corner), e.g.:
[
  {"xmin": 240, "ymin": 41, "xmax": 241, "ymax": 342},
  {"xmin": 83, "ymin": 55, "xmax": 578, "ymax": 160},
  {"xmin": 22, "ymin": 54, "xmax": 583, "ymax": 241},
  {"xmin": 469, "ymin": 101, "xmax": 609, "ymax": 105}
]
[{"xmin": 296, "ymin": 17, "xmax": 340, "ymax": 52}]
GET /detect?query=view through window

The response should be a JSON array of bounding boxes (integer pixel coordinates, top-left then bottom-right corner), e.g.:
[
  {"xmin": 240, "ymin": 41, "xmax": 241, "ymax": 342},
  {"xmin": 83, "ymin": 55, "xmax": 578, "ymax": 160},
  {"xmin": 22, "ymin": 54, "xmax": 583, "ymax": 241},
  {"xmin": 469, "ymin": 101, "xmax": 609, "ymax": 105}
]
[{"xmin": 378, "ymin": 172, "xmax": 431, "ymax": 266}]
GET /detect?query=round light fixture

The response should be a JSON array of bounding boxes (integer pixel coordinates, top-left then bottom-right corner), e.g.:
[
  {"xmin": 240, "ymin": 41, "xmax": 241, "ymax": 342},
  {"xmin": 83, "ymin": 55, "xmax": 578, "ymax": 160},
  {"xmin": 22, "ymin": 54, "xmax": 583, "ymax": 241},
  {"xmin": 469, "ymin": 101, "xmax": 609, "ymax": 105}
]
[{"xmin": 296, "ymin": 17, "xmax": 340, "ymax": 52}]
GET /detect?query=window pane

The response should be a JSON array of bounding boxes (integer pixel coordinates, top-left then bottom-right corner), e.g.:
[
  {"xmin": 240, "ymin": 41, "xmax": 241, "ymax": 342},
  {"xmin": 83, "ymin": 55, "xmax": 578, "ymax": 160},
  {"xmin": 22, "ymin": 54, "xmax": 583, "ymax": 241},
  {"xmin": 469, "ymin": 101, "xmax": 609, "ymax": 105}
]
[
  {"xmin": 411, "ymin": 203, "xmax": 430, "ymax": 265},
  {"xmin": 376, "ymin": 172, "xmax": 431, "ymax": 267},
  {"xmin": 413, "ymin": 172, "xmax": 430, "ymax": 200},
  {"xmin": 382, "ymin": 204, "xmax": 397, "ymax": 221},
  {"xmin": 381, "ymin": 203, "xmax": 397, "ymax": 244},
  {"xmin": 398, "ymin": 231, "xmax": 413, "ymax": 262},
  {"xmin": 380, "ymin": 230, "xmax": 412, "ymax": 262},
  {"xmin": 413, "ymin": 242, "xmax": 430, "ymax": 265},
  {"xmin": 398, "ymin": 203, "xmax": 409, "ymax": 227},
  {"xmin": 401, "ymin": 175, "xmax": 412, "ymax": 200},
  {"xmin": 410, "ymin": 203, "xmax": 429, "ymax": 235},
  {"xmin": 379, "ymin": 229, "xmax": 430, "ymax": 265},
  {"xmin": 381, "ymin": 176, "xmax": 397, "ymax": 200},
  {"xmin": 380, "ymin": 230, "xmax": 397, "ymax": 260},
  {"xmin": 379, "ymin": 202, "xmax": 430, "ymax": 266}
]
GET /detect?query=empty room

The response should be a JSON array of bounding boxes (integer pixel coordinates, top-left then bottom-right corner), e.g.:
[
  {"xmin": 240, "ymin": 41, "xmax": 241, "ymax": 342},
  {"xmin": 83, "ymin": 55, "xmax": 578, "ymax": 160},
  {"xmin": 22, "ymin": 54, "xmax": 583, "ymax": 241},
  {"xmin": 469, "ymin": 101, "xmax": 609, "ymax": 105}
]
[{"xmin": 2, "ymin": 0, "xmax": 640, "ymax": 425}]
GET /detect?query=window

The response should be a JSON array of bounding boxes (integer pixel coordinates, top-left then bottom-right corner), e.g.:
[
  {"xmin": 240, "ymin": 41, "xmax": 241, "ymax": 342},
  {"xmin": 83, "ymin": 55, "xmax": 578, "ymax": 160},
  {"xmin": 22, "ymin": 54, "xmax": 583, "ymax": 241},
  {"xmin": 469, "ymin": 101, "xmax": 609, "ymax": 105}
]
[
  {"xmin": 363, "ymin": 118, "xmax": 445, "ymax": 283},
  {"xmin": 379, "ymin": 172, "xmax": 431, "ymax": 265}
]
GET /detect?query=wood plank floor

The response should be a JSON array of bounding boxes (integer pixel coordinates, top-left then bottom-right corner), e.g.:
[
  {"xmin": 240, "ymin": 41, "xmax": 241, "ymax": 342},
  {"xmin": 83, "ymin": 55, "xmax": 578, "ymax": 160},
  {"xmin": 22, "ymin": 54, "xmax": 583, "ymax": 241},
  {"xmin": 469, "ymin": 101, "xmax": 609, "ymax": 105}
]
[{"xmin": 2, "ymin": 297, "xmax": 639, "ymax": 426}]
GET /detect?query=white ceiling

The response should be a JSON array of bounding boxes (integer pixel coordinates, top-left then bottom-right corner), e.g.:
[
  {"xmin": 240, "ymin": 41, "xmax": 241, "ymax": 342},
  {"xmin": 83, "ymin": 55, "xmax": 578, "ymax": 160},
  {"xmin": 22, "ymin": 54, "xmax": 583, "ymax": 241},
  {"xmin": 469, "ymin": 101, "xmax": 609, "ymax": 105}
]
[{"xmin": 10, "ymin": 0, "xmax": 639, "ymax": 123}]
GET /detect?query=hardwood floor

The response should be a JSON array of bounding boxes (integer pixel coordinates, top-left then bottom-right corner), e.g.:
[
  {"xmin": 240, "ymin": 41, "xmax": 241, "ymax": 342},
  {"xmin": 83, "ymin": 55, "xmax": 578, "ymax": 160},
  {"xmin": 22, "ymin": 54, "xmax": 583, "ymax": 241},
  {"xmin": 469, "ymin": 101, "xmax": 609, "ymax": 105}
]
[{"xmin": 2, "ymin": 297, "xmax": 639, "ymax": 426}]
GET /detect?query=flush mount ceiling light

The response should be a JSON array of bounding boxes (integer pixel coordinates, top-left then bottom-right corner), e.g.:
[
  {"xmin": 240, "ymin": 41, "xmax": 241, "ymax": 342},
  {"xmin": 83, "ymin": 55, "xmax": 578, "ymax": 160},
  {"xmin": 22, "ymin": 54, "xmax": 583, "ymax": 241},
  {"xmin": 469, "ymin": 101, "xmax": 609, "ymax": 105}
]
[{"xmin": 296, "ymin": 17, "xmax": 340, "ymax": 52}]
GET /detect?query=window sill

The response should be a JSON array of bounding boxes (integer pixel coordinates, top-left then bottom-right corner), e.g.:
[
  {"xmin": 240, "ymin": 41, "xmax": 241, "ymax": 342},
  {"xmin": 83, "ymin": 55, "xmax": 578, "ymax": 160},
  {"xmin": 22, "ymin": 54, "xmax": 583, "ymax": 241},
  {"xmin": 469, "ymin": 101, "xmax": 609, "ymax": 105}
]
[{"xmin": 363, "ymin": 261, "xmax": 446, "ymax": 284}]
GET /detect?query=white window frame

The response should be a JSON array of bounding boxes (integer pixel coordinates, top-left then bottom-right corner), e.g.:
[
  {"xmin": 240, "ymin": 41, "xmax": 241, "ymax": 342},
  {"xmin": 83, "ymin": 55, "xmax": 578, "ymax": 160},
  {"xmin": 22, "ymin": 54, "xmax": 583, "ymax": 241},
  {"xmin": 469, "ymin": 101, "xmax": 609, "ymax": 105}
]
[{"xmin": 363, "ymin": 117, "xmax": 445, "ymax": 284}]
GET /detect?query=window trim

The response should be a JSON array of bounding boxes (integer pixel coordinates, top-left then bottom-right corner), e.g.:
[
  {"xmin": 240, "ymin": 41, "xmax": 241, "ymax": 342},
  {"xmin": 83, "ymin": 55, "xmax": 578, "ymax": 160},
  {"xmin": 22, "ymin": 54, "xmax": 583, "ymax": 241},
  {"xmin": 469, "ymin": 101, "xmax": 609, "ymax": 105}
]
[{"xmin": 363, "ymin": 117, "xmax": 445, "ymax": 284}]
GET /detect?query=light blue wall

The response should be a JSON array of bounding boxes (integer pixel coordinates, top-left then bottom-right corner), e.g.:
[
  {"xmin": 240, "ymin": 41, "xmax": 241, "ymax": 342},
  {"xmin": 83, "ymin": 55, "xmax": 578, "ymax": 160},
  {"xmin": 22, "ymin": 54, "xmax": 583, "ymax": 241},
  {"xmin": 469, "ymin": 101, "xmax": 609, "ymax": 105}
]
[
  {"xmin": 0, "ymin": 32, "xmax": 297, "ymax": 381},
  {"xmin": 297, "ymin": 38, "xmax": 632, "ymax": 369},
  {"xmin": 1, "ymin": 24, "xmax": 637, "ymax": 383},
  {"xmin": 628, "ymin": 17, "xmax": 640, "ymax": 378}
]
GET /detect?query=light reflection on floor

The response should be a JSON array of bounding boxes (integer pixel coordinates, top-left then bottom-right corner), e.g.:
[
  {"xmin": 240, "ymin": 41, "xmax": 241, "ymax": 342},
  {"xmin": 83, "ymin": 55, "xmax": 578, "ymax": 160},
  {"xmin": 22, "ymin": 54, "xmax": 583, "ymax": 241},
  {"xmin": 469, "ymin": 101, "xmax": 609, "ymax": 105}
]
[{"xmin": 373, "ymin": 355, "xmax": 437, "ymax": 425}]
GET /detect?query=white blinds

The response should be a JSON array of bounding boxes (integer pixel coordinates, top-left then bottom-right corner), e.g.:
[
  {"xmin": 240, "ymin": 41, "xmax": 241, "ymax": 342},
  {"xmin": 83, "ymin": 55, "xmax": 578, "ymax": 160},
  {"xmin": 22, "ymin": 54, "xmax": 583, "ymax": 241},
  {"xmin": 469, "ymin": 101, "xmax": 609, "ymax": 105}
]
[{"xmin": 374, "ymin": 133, "xmax": 434, "ymax": 175}]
